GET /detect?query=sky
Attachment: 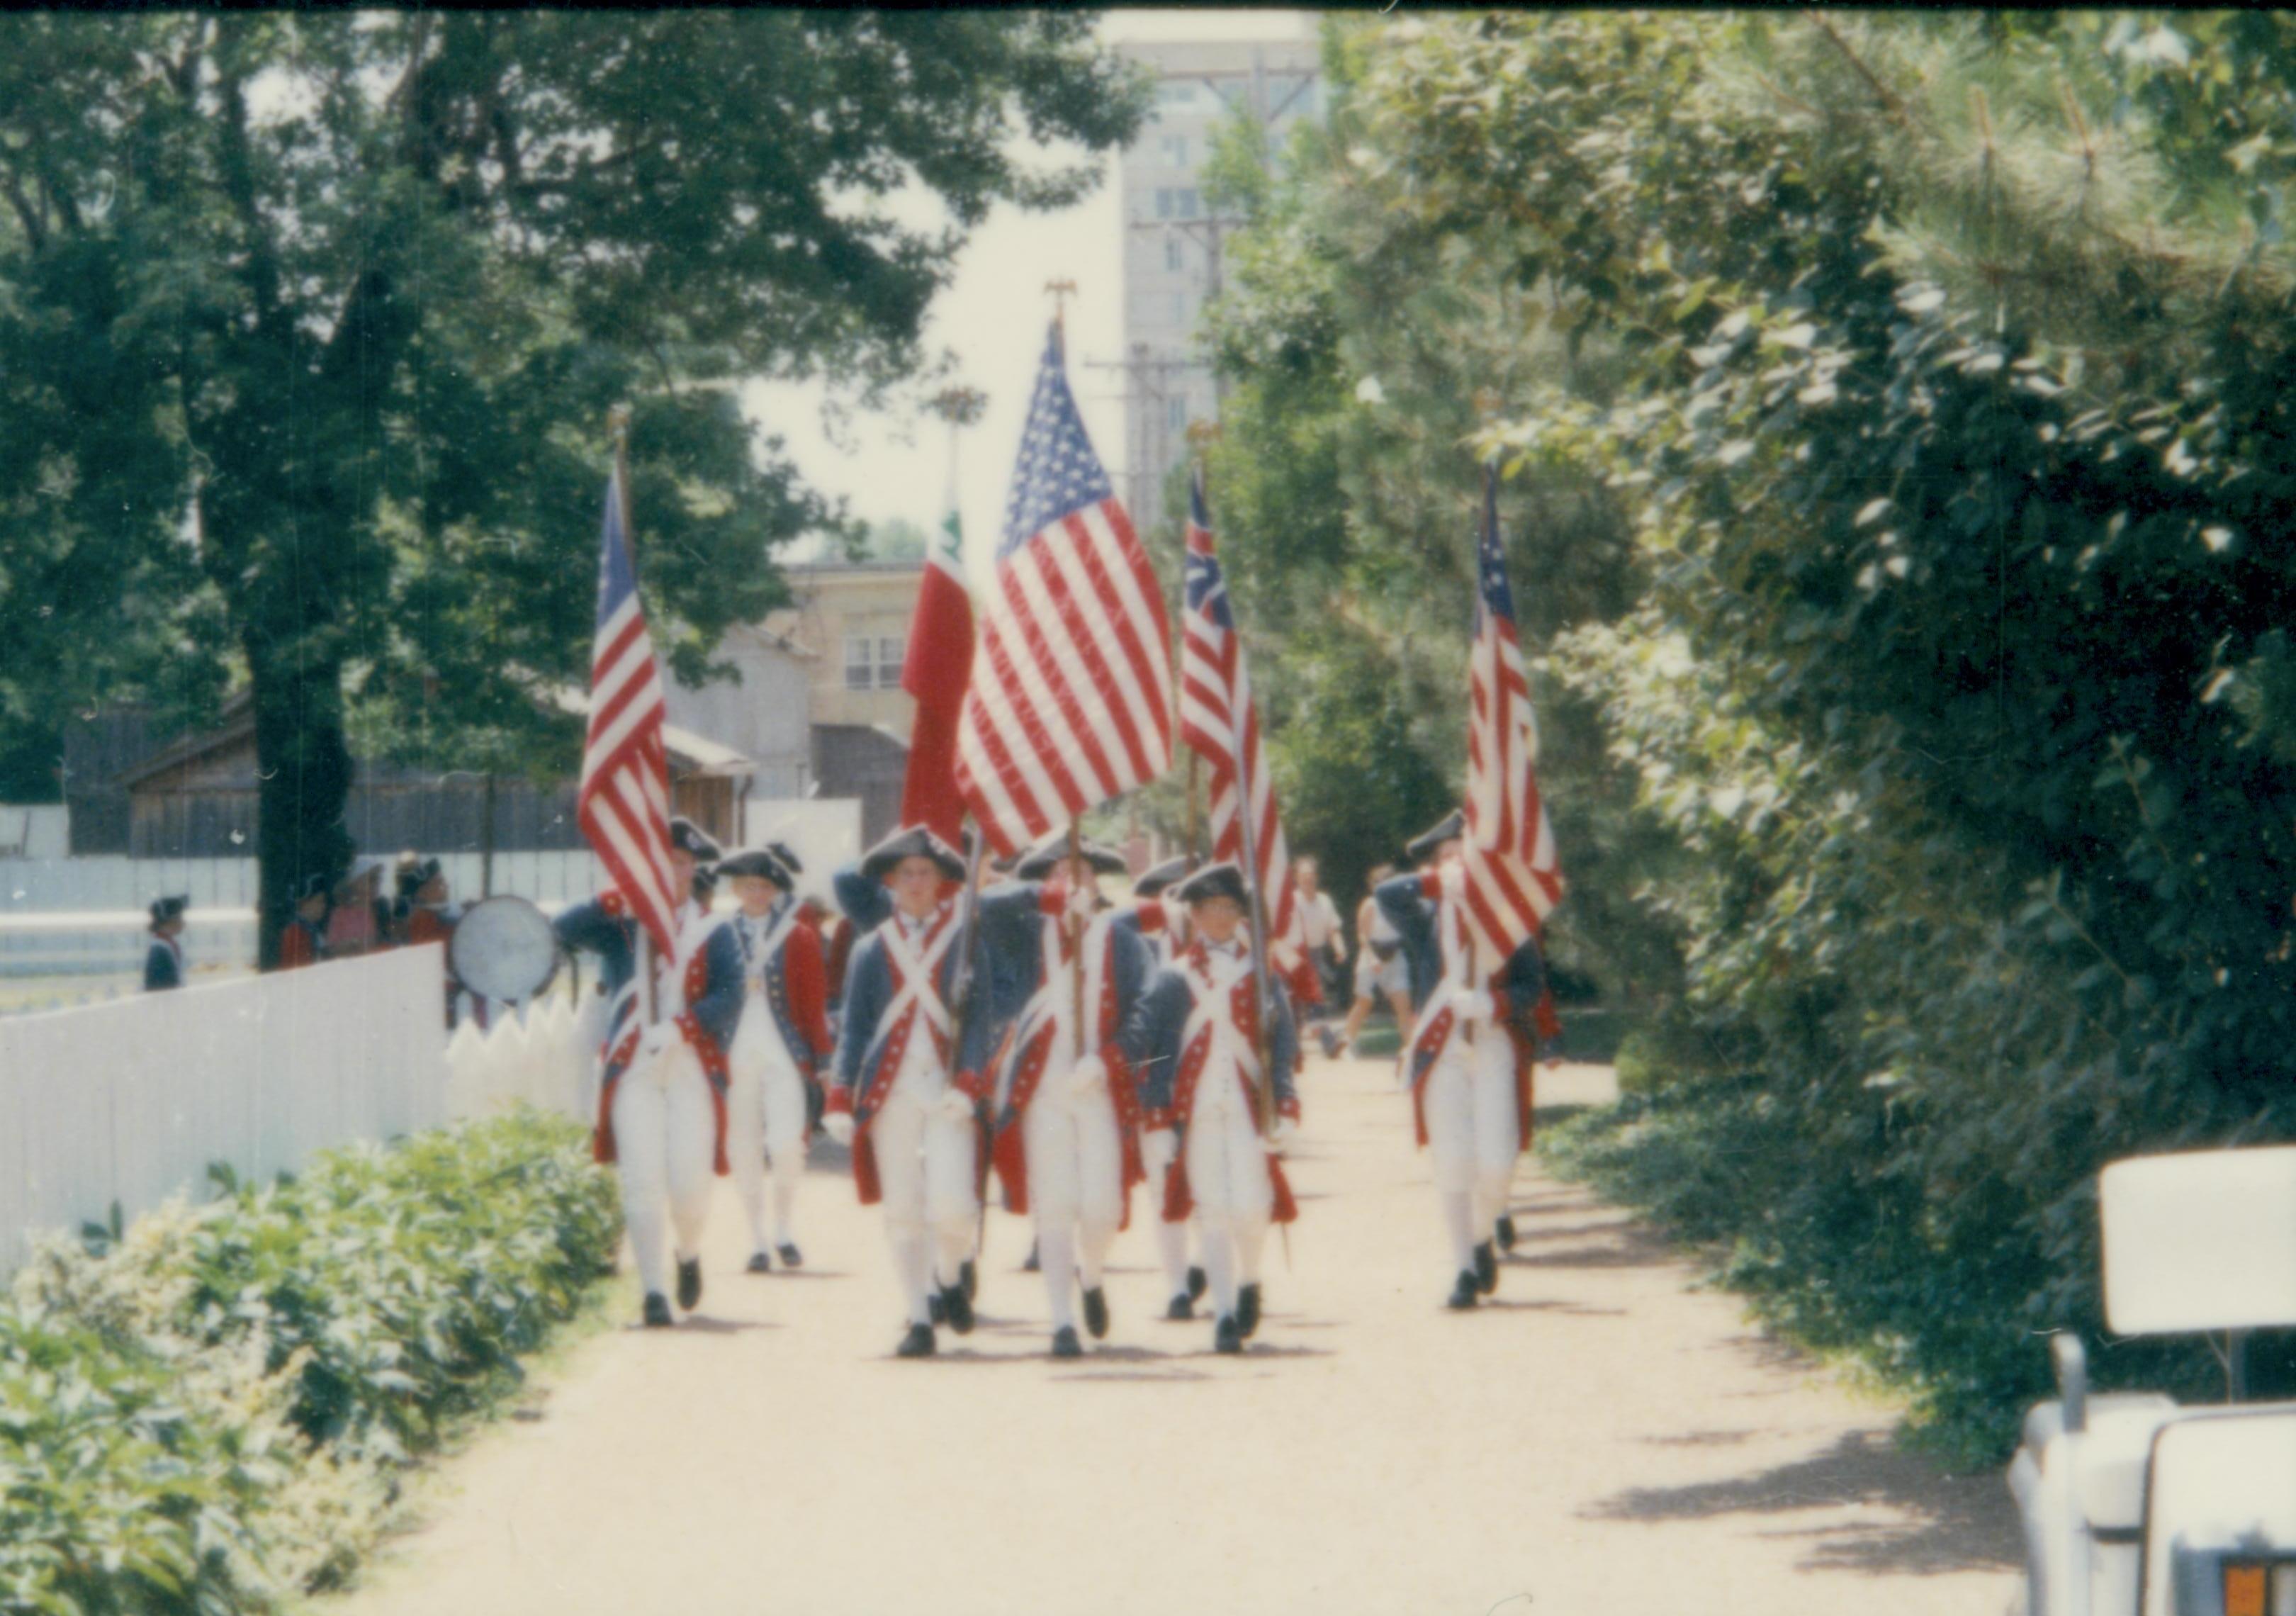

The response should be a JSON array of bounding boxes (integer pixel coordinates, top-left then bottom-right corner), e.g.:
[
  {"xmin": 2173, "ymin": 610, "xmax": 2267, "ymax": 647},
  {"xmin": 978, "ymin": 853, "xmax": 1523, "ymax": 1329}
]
[{"xmin": 743, "ymin": 9, "xmax": 1315, "ymax": 585}]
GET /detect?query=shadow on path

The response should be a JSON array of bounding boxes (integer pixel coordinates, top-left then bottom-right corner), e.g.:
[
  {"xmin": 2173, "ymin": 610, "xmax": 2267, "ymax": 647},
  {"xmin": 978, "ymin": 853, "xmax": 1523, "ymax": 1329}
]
[{"xmin": 1586, "ymin": 1428, "xmax": 2021, "ymax": 1576}]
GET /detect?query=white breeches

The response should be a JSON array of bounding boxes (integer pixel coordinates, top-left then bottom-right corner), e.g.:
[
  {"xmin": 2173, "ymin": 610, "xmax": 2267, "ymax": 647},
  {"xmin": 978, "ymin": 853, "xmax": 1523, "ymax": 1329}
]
[
  {"xmin": 1424, "ymin": 1027, "xmax": 1521, "ymax": 1261},
  {"xmin": 614, "ymin": 1042, "xmax": 717, "ymax": 1302},
  {"xmin": 1023, "ymin": 1078, "xmax": 1123, "ymax": 1328},
  {"xmin": 1185, "ymin": 1087, "xmax": 1272, "ymax": 1318},
  {"xmin": 872, "ymin": 1075, "xmax": 979, "ymax": 1324},
  {"xmin": 728, "ymin": 1021, "xmax": 809, "ymax": 1252}
]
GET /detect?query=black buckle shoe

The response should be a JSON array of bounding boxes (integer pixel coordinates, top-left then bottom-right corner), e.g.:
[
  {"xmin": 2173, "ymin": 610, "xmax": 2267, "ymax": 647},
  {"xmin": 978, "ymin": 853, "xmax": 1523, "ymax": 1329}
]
[
  {"xmin": 1051, "ymin": 1325, "xmax": 1084, "ymax": 1359},
  {"xmin": 1495, "ymin": 1214, "xmax": 1516, "ymax": 1253},
  {"xmin": 745, "ymin": 1251, "xmax": 772, "ymax": 1274},
  {"xmin": 677, "ymin": 1257, "xmax": 703, "ymax": 1311},
  {"xmin": 1448, "ymin": 1271, "xmax": 1480, "ymax": 1311},
  {"xmin": 643, "ymin": 1292, "xmax": 675, "ymax": 1328},
  {"xmin": 1237, "ymin": 1282, "xmax": 1262, "ymax": 1340},
  {"xmin": 940, "ymin": 1281, "xmax": 976, "ymax": 1335},
  {"xmin": 961, "ymin": 1258, "xmax": 979, "ymax": 1300},
  {"xmin": 777, "ymin": 1242, "xmax": 804, "ymax": 1269},
  {"xmin": 896, "ymin": 1323, "xmax": 936, "ymax": 1359},
  {"xmin": 1186, "ymin": 1265, "xmax": 1208, "ymax": 1303},
  {"xmin": 1474, "ymin": 1241, "xmax": 1497, "ymax": 1296},
  {"xmin": 1165, "ymin": 1294, "xmax": 1194, "ymax": 1321},
  {"xmin": 1082, "ymin": 1285, "xmax": 1109, "ymax": 1340},
  {"xmin": 1214, "ymin": 1314, "xmax": 1243, "ymax": 1354}
]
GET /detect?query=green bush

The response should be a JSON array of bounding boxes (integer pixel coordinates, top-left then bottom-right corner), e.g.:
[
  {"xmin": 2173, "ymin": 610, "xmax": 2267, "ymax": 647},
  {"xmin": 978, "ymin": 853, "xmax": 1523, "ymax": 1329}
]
[{"xmin": 2, "ymin": 1110, "xmax": 620, "ymax": 1615}]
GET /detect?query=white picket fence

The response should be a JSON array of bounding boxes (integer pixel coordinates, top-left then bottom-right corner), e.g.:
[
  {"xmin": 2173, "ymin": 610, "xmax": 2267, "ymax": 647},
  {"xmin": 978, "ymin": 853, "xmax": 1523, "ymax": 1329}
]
[
  {"xmin": 442, "ymin": 989, "xmax": 604, "ymax": 1128},
  {"xmin": 0, "ymin": 946, "xmax": 451, "ymax": 1274}
]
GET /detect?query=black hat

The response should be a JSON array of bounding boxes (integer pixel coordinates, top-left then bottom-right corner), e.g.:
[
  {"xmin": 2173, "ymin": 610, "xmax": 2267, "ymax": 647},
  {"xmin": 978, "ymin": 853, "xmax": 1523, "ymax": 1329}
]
[
  {"xmin": 1405, "ymin": 809, "xmax": 1465, "ymax": 864},
  {"xmin": 1013, "ymin": 831, "xmax": 1129, "ymax": 880},
  {"xmin": 1133, "ymin": 855, "xmax": 1193, "ymax": 899},
  {"xmin": 148, "ymin": 894, "xmax": 189, "ymax": 928},
  {"xmin": 766, "ymin": 840, "xmax": 805, "ymax": 875},
  {"xmin": 296, "ymin": 872, "xmax": 334, "ymax": 904},
  {"xmin": 1174, "ymin": 861, "xmax": 1249, "ymax": 908},
  {"xmin": 717, "ymin": 847, "xmax": 795, "ymax": 890},
  {"xmin": 669, "ymin": 817, "xmax": 721, "ymax": 863},
  {"xmin": 860, "ymin": 824, "xmax": 966, "ymax": 884},
  {"xmin": 395, "ymin": 856, "xmax": 443, "ymax": 899}
]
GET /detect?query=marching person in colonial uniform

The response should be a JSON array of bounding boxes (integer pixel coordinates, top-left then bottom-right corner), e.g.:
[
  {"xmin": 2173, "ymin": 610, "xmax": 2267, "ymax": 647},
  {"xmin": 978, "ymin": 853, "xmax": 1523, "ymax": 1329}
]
[
  {"xmin": 277, "ymin": 874, "xmax": 332, "ymax": 971},
  {"xmin": 716, "ymin": 847, "xmax": 833, "ymax": 1274},
  {"xmin": 394, "ymin": 855, "xmax": 470, "ymax": 1028},
  {"xmin": 1120, "ymin": 862, "xmax": 1302, "ymax": 1355},
  {"xmin": 1377, "ymin": 809, "xmax": 1557, "ymax": 1310},
  {"xmin": 984, "ymin": 832, "xmax": 1154, "ymax": 1358},
  {"xmin": 554, "ymin": 817, "xmax": 745, "ymax": 1328},
  {"xmin": 144, "ymin": 896, "xmax": 188, "ymax": 991},
  {"xmin": 824, "ymin": 825, "xmax": 1024, "ymax": 1359},
  {"xmin": 1125, "ymin": 854, "xmax": 1211, "ymax": 1318}
]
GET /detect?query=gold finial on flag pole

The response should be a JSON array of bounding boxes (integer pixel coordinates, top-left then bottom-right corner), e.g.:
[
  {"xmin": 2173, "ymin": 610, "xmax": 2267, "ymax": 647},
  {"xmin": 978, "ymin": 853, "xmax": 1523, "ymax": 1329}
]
[{"xmin": 1045, "ymin": 278, "xmax": 1079, "ymax": 331}]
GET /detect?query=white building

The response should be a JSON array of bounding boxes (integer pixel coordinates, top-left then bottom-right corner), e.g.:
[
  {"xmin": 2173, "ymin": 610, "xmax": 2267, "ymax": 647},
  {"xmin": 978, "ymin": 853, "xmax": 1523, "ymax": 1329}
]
[{"xmin": 1115, "ymin": 37, "xmax": 1323, "ymax": 534}]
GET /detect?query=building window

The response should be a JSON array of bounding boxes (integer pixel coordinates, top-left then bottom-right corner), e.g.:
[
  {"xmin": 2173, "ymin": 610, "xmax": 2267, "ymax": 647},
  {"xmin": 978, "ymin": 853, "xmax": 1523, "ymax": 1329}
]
[
  {"xmin": 1170, "ymin": 291, "xmax": 1187, "ymax": 324},
  {"xmin": 1164, "ymin": 237, "xmax": 1184, "ymax": 272},
  {"xmin": 1168, "ymin": 398, "xmax": 1188, "ymax": 433},
  {"xmin": 1176, "ymin": 188, "xmax": 1200, "ymax": 220},
  {"xmin": 846, "ymin": 635, "xmax": 904, "ymax": 692},
  {"xmin": 1154, "ymin": 188, "xmax": 1174, "ymax": 220},
  {"xmin": 1160, "ymin": 135, "xmax": 1189, "ymax": 169},
  {"xmin": 1156, "ymin": 82, "xmax": 1198, "ymax": 108}
]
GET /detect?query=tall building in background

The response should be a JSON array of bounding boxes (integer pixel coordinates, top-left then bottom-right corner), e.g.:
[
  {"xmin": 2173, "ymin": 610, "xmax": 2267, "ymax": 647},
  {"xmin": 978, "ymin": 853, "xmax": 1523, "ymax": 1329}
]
[{"xmin": 1111, "ymin": 37, "xmax": 1322, "ymax": 537}]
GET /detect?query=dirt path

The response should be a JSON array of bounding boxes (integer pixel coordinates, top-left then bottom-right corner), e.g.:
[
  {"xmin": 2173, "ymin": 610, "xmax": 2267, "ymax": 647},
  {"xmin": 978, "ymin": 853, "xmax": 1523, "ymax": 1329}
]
[{"xmin": 329, "ymin": 1058, "xmax": 2020, "ymax": 1616}]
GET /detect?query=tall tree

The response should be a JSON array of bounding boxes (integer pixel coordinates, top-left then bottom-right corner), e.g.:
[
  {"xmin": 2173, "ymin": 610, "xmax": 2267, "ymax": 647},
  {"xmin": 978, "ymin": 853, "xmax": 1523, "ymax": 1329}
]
[{"xmin": 0, "ymin": 11, "xmax": 1144, "ymax": 960}]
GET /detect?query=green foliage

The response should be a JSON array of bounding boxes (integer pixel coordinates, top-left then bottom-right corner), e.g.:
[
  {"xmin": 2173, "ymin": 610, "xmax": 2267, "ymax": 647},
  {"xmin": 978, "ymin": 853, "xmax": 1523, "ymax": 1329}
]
[
  {"xmin": 1223, "ymin": 9, "xmax": 2296, "ymax": 1457},
  {"xmin": 2, "ymin": 1111, "xmax": 619, "ymax": 1613},
  {"xmin": 0, "ymin": 13, "xmax": 1144, "ymax": 953}
]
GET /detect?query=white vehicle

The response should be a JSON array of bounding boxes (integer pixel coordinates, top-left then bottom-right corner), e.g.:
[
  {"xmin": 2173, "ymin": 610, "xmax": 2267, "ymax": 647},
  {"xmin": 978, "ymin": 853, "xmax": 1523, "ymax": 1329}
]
[{"xmin": 2010, "ymin": 1145, "xmax": 2296, "ymax": 1616}]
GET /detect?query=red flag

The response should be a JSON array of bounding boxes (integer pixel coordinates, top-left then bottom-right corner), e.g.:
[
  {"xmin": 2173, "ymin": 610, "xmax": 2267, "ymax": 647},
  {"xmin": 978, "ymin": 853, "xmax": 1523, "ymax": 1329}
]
[{"xmin": 899, "ymin": 507, "xmax": 974, "ymax": 846}]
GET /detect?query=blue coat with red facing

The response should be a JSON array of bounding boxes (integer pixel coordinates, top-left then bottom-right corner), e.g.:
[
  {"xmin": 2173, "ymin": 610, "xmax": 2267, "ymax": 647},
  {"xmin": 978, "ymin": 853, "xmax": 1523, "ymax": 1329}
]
[
  {"xmin": 981, "ymin": 882, "xmax": 1157, "ymax": 1226},
  {"xmin": 1119, "ymin": 938, "xmax": 1303, "ymax": 1226},
  {"xmin": 555, "ymin": 892, "xmax": 745, "ymax": 1174},
  {"xmin": 826, "ymin": 885, "xmax": 1037, "ymax": 1204},
  {"xmin": 1374, "ymin": 870, "xmax": 1558, "ymax": 1152}
]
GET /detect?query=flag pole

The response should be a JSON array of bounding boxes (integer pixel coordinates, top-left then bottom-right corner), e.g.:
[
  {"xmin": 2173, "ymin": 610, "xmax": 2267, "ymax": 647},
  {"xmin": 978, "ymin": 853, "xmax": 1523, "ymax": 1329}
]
[{"xmin": 610, "ymin": 402, "xmax": 658, "ymax": 1028}]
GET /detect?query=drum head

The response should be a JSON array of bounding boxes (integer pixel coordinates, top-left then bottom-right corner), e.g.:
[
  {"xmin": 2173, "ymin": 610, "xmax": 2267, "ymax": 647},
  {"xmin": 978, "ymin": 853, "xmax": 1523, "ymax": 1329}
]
[{"xmin": 449, "ymin": 895, "xmax": 560, "ymax": 1002}]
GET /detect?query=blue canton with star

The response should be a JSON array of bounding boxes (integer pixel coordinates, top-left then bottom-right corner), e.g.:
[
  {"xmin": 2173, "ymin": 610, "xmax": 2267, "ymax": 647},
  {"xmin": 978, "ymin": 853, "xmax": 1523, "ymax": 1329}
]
[
  {"xmin": 1000, "ymin": 324, "xmax": 1115, "ymax": 557},
  {"xmin": 1183, "ymin": 473, "xmax": 1234, "ymax": 629},
  {"xmin": 1478, "ymin": 473, "xmax": 1517, "ymax": 627}
]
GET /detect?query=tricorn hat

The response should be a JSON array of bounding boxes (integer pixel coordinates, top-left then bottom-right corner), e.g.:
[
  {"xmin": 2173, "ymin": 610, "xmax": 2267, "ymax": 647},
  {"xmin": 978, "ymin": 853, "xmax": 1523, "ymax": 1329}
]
[
  {"xmin": 296, "ymin": 872, "xmax": 334, "ymax": 904},
  {"xmin": 148, "ymin": 894, "xmax": 189, "ymax": 928},
  {"xmin": 1174, "ymin": 860, "xmax": 1250, "ymax": 908},
  {"xmin": 860, "ymin": 824, "xmax": 967, "ymax": 884},
  {"xmin": 1133, "ymin": 855, "xmax": 1193, "ymax": 899},
  {"xmin": 1013, "ymin": 830, "xmax": 1129, "ymax": 881},
  {"xmin": 717, "ymin": 847, "xmax": 795, "ymax": 890},
  {"xmin": 766, "ymin": 840, "xmax": 805, "ymax": 875},
  {"xmin": 1404, "ymin": 808, "xmax": 1466, "ymax": 865},
  {"xmin": 395, "ymin": 855, "xmax": 443, "ymax": 899},
  {"xmin": 669, "ymin": 817, "xmax": 721, "ymax": 863}
]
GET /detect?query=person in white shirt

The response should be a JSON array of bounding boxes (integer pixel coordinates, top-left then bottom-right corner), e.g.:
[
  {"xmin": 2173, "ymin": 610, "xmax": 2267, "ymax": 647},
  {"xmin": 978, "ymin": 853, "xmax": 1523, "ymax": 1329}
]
[
  {"xmin": 1340, "ymin": 861, "xmax": 1415, "ymax": 1056},
  {"xmin": 1293, "ymin": 855, "xmax": 1349, "ymax": 1057}
]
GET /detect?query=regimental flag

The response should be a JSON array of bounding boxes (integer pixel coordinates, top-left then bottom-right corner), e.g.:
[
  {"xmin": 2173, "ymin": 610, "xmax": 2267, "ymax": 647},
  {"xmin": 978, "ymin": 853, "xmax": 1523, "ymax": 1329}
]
[
  {"xmin": 1460, "ymin": 464, "xmax": 1565, "ymax": 972},
  {"xmin": 899, "ymin": 506, "xmax": 975, "ymax": 848},
  {"xmin": 577, "ymin": 464, "xmax": 680, "ymax": 964},
  {"xmin": 954, "ymin": 322, "xmax": 1174, "ymax": 856},
  {"xmin": 1178, "ymin": 465, "xmax": 1305, "ymax": 978}
]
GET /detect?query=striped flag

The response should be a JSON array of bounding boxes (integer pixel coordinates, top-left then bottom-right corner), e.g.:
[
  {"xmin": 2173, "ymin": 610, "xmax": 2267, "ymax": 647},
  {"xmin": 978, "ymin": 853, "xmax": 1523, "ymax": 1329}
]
[
  {"xmin": 1461, "ymin": 465, "xmax": 1564, "ymax": 971},
  {"xmin": 898, "ymin": 506, "xmax": 975, "ymax": 847},
  {"xmin": 955, "ymin": 322, "xmax": 1173, "ymax": 855},
  {"xmin": 576, "ymin": 464, "xmax": 680, "ymax": 963},
  {"xmin": 1178, "ymin": 466, "xmax": 1304, "ymax": 975}
]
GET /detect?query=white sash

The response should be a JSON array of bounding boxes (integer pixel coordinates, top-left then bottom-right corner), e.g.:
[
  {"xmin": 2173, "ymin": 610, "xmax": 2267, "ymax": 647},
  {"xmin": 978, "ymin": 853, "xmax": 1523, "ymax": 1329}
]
[
  {"xmin": 1182, "ymin": 946, "xmax": 1261, "ymax": 1084},
  {"xmin": 880, "ymin": 904, "xmax": 957, "ymax": 1051},
  {"xmin": 1015, "ymin": 911, "xmax": 1111, "ymax": 1065},
  {"xmin": 734, "ymin": 899, "xmax": 803, "ymax": 994}
]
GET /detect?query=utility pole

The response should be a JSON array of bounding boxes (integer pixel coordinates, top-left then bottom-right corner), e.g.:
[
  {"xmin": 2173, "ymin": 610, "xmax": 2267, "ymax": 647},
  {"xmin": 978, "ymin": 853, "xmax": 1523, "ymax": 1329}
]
[{"xmin": 1084, "ymin": 344, "xmax": 1201, "ymax": 532}]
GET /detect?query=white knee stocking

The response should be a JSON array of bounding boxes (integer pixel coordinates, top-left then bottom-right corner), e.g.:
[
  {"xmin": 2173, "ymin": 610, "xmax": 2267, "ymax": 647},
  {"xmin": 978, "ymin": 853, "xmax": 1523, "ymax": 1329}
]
[{"xmin": 1039, "ymin": 1223, "xmax": 1078, "ymax": 1329}]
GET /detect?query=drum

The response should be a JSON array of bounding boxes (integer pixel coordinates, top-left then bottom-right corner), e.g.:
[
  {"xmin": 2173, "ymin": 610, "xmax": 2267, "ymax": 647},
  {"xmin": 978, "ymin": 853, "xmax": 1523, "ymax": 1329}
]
[{"xmin": 449, "ymin": 895, "xmax": 561, "ymax": 1004}]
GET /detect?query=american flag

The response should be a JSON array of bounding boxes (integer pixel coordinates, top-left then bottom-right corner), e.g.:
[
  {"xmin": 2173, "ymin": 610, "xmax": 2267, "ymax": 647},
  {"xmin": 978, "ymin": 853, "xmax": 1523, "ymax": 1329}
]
[
  {"xmin": 577, "ymin": 464, "xmax": 680, "ymax": 963},
  {"xmin": 1461, "ymin": 465, "xmax": 1564, "ymax": 970},
  {"xmin": 1178, "ymin": 465, "xmax": 1302, "ymax": 971},
  {"xmin": 955, "ymin": 322, "xmax": 1173, "ymax": 855}
]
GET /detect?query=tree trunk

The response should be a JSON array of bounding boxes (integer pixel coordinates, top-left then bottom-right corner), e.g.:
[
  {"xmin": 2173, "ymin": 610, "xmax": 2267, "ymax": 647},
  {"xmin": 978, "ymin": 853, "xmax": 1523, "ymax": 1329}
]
[
  {"xmin": 249, "ymin": 642, "xmax": 356, "ymax": 970},
  {"xmin": 480, "ymin": 770, "xmax": 497, "ymax": 897}
]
